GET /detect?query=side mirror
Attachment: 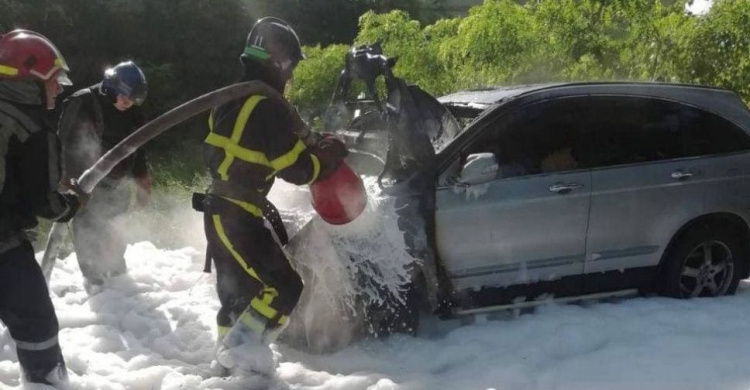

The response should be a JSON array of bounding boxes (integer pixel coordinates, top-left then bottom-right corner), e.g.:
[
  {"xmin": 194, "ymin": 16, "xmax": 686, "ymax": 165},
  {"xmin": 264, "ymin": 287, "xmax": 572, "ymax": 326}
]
[{"xmin": 459, "ymin": 153, "xmax": 498, "ymax": 185}]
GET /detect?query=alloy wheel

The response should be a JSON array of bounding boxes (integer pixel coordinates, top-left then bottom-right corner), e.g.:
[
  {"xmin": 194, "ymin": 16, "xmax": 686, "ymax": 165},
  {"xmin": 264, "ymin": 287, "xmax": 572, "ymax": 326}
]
[{"xmin": 679, "ymin": 240, "xmax": 734, "ymax": 298}]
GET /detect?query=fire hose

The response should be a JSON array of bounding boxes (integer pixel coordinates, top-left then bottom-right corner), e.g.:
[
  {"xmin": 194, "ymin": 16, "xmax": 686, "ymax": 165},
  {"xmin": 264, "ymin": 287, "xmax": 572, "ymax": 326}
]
[{"xmin": 41, "ymin": 81, "xmax": 309, "ymax": 281}]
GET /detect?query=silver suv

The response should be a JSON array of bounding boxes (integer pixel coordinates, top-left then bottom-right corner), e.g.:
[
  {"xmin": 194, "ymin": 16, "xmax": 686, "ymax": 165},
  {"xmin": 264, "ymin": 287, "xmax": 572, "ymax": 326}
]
[
  {"xmin": 284, "ymin": 82, "xmax": 750, "ymax": 351},
  {"xmin": 434, "ymin": 82, "xmax": 750, "ymax": 312}
]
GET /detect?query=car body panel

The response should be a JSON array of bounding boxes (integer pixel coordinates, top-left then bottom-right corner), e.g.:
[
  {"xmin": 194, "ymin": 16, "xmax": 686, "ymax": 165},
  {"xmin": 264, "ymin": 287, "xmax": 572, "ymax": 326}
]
[
  {"xmin": 700, "ymin": 152, "xmax": 750, "ymax": 222},
  {"xmin": 585, "ymin": 158, "xmax": 706, "ymax": 273},
  {"xmin": 436, "ymin": 170, "xmax": 591, "ymax": 291},
  {"xmin": 431, "ymin": 82, "xmax": 750, "ymax": 305}
]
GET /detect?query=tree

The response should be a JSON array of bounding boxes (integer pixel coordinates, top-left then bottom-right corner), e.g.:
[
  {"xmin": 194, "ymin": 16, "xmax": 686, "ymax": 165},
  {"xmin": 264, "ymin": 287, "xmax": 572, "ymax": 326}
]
[{"xmin": 687, "ymin": 0, "xmax": 750, "ymax": 101}]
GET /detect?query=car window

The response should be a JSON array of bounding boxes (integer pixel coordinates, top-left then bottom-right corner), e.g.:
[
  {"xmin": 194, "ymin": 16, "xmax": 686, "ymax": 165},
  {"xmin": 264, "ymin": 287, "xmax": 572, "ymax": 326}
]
[
  {"xmin": 681, "ymin": 105, "xmax": 750, "ymax": 156},
  {"xmin": 580, "ymin": 97, "xmax": 684, "ymax": 168},
  {"xmin": 462, "ymin": 97, "xmax": 586, "ymax": 179}
]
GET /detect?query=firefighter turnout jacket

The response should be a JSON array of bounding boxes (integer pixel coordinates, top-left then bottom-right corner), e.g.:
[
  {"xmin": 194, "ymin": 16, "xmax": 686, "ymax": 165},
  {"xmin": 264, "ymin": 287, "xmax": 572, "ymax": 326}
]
[
  {"xmin": 57, "ymin": 83, "xmax": 147, "ymax": 186},
  {"xmin": 201, "ymin": 87, "xmax": 337, "ymax": 337},
  {"xmin": 0, "ymin": 80, "xmax": 78, "ymax": 252},
  {"xmin": 205, "ymin": 93, "xmax": 320, "ymax": 202}
]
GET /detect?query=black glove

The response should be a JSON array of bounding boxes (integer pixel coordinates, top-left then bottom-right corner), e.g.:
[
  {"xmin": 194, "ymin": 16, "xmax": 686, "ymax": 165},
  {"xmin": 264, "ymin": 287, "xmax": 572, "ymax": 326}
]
[
  {"xmin": 312, "ymin": 134, "xmax": 348, "ymax": 180},
  {"xmin": 65, "ymin": 178, "xmax": 90, "ymax": 210}
]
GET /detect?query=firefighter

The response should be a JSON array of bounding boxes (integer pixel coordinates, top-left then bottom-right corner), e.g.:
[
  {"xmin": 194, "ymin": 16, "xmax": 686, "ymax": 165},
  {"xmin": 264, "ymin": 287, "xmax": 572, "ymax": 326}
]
[
  {"xmin": 57, "ymin": 61, "xmax": 150, "ymax": 293},
  {"xmin": 0, "ymin": 29, "xmax": 86, "ymax": 386},
  {"xmin": 197, "ymin": 17, "xmax": 347, "ymax": 376}
]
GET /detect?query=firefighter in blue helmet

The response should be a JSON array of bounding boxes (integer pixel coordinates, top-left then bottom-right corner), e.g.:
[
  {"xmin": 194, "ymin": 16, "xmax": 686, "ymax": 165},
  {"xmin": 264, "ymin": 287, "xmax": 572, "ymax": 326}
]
[
  {"xmin": 0, "ymin": 29, "xmax": 86, "ymax": 387},
  {"xmin": 57, "ymin": 61, "xmax": 150, "ymax": 293},
  {"xmin": 195, "ymin": 17, "xmax": 347, "ymax": 377}
]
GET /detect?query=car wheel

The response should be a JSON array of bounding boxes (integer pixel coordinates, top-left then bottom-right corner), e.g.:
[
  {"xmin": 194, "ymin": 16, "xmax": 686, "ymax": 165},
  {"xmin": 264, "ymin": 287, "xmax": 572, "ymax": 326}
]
[
  {"xmin": 662, "ymin": 224, "xmax": 745, "ymax": 298},
  {"xmin": 366, "ymin": 279, "xmax": 422, "ymax": 337}
]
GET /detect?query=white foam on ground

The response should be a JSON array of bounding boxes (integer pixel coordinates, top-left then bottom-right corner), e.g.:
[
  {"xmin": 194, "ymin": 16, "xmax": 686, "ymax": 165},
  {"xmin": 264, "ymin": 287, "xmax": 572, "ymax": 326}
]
[{"xmin": 2, "ymin": 179, "xmax": 750, "ymax": 389}]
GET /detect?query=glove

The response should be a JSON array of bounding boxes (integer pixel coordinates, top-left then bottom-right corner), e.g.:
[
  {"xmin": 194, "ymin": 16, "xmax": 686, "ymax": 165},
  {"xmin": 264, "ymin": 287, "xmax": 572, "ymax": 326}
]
[
  {"xmin": 63, "ymin": 179, "xmax": 91, "ymax": 210},
  {"xmin": 134, "ymin": 175, "xmax": 152, "ymax": 207},
  {"xmin": 312, "ymin": 134, "xmax": 348, "ymax": 180},
  {"xmin": 59, "ymin": 178, "xmax": 89, "ymax": 220}
]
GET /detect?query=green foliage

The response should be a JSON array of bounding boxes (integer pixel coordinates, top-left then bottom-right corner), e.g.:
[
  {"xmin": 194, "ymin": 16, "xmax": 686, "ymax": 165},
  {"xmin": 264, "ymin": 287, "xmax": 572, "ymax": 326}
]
[
  {"xmin": 287, "ymin": 44, "xmax": 349, "ymax": 119},
  {"xmin": 293, "ymin": 0, "xmax": 748, "ymax": 106},
  {"xmin": 688, "ymin": 0, "xmax": 750, "ymax": 100},
  {"xmin": 3, "ymin": 0, "xmax": 750, "ymax": 196},
  {"xmin": 355, "ymin": 11, "xmax": 455, "ymax": 94}
]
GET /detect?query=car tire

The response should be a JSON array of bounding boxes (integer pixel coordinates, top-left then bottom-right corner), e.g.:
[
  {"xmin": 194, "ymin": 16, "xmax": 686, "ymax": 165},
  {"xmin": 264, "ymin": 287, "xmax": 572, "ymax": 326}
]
[
  {"xmin": 661, "ymin": 224, "xmax": 746, "ymax": 298},
  {"xmin": 366, "ymin": 279, "xmax": 422, "ymax": 337}
]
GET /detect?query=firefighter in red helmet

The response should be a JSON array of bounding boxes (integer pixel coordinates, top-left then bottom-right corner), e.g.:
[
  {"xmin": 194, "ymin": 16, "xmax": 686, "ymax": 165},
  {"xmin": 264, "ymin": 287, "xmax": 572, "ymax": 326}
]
[
  {"xmin": 194, "ymin": 17, "xmax": 347, "ymax": 377},
  {"xmin": 0, "ymin": 29, "xmax": 86, "ymax": 387}
]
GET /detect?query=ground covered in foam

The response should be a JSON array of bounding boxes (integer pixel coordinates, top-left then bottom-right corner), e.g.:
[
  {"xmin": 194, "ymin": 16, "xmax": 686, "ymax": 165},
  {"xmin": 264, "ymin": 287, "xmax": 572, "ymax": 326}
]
[{"xmin": 3, "ymin": 181, "xmax": 750, "ymax": 389}]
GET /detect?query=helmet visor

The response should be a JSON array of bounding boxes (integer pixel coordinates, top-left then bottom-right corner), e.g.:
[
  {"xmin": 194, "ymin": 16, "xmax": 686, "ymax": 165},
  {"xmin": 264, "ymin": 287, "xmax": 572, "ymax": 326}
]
[
  {"xmin": 56, "ymin": 70, "xmax": 72, "ymax": 86},
  {"xmin": 129, "ymin": 84, "xmax": 147, "ymax": 106}
]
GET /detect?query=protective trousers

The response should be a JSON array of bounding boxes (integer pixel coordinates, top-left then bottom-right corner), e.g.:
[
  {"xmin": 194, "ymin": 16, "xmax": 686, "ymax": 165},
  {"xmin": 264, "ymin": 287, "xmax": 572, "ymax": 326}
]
[
  {"xmin": 0, "ymin": 242, "xmax": 67, "ymax": 385},
  {"xmin": 203, "ymin": 204, "xmax": 303, "ymax": 342},
  {"xmin": 72, "ymin": 180, "xmax": 131, "ymax": 287}
]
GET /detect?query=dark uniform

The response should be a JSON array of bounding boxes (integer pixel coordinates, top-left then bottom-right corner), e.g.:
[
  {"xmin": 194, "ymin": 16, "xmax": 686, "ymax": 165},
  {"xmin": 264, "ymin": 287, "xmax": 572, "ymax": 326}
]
[
  {"xmin": 203, "ymin": 90, "xmax": 324, "ymax": 339},
  {"xmin": 57, "ymin": 83, "xmax": 147, "ymax": 287},
  {"xmin": 0, "ymin": 79, "xmax": 79, "ymax": 384}
]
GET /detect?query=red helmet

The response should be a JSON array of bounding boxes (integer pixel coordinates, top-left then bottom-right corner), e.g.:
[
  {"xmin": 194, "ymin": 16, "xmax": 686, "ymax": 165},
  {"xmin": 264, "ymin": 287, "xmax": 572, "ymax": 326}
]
[
  {"xmin": 310, "ymin": 162, "xmax": 367, "ymax": 225},
  {"xmin": 0, "ymin": 29, "xmax": 71, "ymax": 85}
]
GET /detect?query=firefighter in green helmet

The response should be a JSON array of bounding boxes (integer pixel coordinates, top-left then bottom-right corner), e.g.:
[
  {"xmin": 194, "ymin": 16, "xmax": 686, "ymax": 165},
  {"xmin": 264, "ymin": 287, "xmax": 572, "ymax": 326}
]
[{"xmin": 196, "ymin": 17, "xmax": 347, "ymax": 377}]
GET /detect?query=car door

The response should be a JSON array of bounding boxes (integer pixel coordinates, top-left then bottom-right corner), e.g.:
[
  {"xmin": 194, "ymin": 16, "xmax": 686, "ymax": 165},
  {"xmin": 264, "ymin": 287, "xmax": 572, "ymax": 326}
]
[
  {"xmin": 680, "ymin": 103, "xmax": 750, "ymax": 218},
  {"xmin": 435, "ymin": 97, "xmax": 591, "ymax": 295},
  {"xmin": 581, "ymin": 96, "xmax": 706, "ymax": 285}
]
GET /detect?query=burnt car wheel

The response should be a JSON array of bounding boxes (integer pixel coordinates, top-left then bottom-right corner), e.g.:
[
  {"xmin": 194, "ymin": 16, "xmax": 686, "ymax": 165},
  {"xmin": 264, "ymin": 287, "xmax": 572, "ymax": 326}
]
[
  {"xmin": 366, "ymin": 280, "xmax": 421, "ymax": 337},
  {"xmin": 662, "ymin": 225, "xmax": 745, "ymax": 298}
]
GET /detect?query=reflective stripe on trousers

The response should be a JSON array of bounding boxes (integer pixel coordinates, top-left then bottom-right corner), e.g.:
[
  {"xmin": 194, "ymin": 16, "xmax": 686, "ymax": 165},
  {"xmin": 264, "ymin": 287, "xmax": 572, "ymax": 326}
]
[
  {"xmin": 14, "ymin": 335, "xmax": 59, "ymax": 351},
  {"xmin": 212, "ymin": 214, "xmax": 289, "ymax": 328}
]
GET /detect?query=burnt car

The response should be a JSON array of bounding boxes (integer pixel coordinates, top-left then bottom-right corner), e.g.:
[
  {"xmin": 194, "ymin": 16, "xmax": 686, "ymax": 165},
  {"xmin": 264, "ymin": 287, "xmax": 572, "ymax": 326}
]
[
  {"xmin": 432, "ymin": 82, "xmax": 750, "ymax": 314},
  {"xmin": 285, "ymin": 45, "xmax": 750, "ymax": 352}
]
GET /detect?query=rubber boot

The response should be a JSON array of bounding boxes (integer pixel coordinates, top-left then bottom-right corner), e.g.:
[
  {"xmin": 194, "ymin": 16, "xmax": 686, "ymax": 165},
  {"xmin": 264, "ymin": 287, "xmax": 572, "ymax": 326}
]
[{"xmin": 215, "ymin": 310, "xmax": 276, "ymax": 377}]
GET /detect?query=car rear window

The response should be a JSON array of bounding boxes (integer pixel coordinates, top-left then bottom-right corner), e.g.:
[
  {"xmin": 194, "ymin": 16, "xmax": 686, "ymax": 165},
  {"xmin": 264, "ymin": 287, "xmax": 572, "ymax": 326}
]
[
  {"xmin": 582, "ymin": 97, "xmax": 684, "ymax": 168},
  {"xmin": 681, "ymin": 105, "xmax": 750, "ymax": 156},
  {"xmin": 581, "ymin": 96, "xmax": 750, "ymax": 169}
]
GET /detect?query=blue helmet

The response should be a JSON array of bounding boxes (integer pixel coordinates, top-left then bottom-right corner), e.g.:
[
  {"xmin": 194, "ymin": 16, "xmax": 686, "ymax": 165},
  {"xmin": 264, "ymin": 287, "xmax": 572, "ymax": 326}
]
[{"xmin": 102, "ymin": 61, "xmax": 147, "ymax": 105}]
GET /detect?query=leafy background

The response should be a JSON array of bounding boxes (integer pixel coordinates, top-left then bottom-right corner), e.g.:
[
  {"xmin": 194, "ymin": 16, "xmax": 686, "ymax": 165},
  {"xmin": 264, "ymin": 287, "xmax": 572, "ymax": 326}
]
[{"xmin": 2, "ymin": 0, "xmax": 748, "ymax": 191}]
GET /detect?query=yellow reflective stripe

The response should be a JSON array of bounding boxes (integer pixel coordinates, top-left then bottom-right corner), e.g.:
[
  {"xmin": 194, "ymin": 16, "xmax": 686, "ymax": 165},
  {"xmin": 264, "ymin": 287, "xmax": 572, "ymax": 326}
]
[
  {"xmin": 212, "ymin": 214, "xmax": 282, "ymax": 324},
  {"xmin": 269, "ymin": 139, "xmax": 306, "ymax": 171},
  {"xmin": 261, "ymin": 287, "xmax": 278, "ymax": 305},
  {"xmin": 217, "ymin": 154, "xmax": 234, "ymax": 181},
  {"xmin": 217, "ymin": 325, "xmax": 230, "ymax": 338},
  {"xmin": 238, "ymin": 310, "xmax": 267, "ymax": 334},
  {"xmin": 223, "ymin": 197, "xmax": 263, "ymax": 219},
  {"xmin": 306, "ymin": 154, "xmax": 321, "ymax": 185},
  {"xmin": 54, "ymin": 58, "xmax": 64, "ymax": 67},
  {"xmin": 279, "ymin": 315, "xmax": 287, "ymax": 325},
  {"xmin": 0, "ymin": 65, "xmax": 18, "ymax": 76},
  {"xmin": 205, "ymin": 133, "xmax": 272, "ymax": 167},
  {"xmin": 208, "ymin": 112, "xmax": 214, "ymax": 132},
  {"xmin": 212, "ymin": 215, "xmax": 263, "ymax": 282},
  {"xmin": 232, "ymin": 95, "xmax": 265, "ymax": 142},
  {"xmin": 251, "ymin": 297, "xmax": 280, "ymax": 321},
  {"xmin": 207, "ymin": 95, "xmax": 267, "ymax": 180}
]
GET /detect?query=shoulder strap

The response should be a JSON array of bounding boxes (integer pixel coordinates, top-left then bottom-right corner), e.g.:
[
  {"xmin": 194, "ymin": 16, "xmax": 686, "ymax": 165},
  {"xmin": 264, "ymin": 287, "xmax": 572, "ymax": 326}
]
[
  {"xmin": 0, "ymin": 100, "xmax": 41, "ymax": 193},
  {"xmin": 0, "ymin": 100, "xmax": 41, "ymax": 140},
  {"xmin": 72, "ymin": 88, "xmax": 105, "ymax": 136},
  {"xmin": 87, "ymin": 89, "xmax": 105, "ymax": 134},
  {"xmin": 65, "ymin": 88, "xmax": 105, "ymax": 136}
]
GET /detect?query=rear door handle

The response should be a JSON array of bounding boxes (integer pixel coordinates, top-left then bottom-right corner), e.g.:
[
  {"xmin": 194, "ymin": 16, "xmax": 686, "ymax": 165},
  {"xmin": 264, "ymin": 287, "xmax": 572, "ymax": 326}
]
[
  {"xmin": 549, "ymin": 183, "xmax": 584, "ymax": 193},
  {"xmin": 671, "ymin": 170, "xmax": 694, "ymax": 180}
]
